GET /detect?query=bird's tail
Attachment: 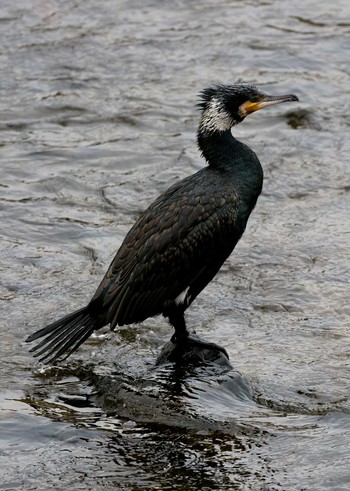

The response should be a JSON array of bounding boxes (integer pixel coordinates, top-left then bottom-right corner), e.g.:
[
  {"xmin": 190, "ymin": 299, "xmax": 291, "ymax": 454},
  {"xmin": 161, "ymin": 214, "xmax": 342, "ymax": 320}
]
[{"xmin": 25, "ymin": 306, "xmax": 100, "ymax": 364}]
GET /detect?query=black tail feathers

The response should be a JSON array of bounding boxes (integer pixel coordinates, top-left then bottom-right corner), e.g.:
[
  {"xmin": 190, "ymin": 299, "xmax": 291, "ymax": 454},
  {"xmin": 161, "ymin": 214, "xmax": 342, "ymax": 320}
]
[{"xmin": 25, "ymin": 306, "xmax": 100, "ymax": 364}]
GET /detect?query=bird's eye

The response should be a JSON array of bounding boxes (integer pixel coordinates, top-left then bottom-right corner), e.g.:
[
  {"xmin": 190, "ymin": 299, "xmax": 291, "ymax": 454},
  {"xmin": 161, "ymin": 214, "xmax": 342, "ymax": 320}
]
[{"xmin": 250, "ymin": 96, "xmax": 258, "ymax": 103}]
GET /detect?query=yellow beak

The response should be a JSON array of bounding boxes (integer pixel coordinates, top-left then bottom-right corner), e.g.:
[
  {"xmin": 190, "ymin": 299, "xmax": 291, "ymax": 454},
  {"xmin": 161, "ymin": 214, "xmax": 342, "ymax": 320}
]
[{"xmin": 238, "ymin": 93, "xmax": 299, "ymax": 118}]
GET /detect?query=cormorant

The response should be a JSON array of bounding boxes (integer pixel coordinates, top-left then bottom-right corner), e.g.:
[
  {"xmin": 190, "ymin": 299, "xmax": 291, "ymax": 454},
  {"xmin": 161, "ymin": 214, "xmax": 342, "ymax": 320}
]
[{"xmin": 26, "ymin": 83, "xmax": 298, "ymax": 363}]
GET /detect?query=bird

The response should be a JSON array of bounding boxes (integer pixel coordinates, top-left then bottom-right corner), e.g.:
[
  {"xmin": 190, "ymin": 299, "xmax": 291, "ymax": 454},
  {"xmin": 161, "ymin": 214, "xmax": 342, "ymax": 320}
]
[{"xmin": 26, "ymin": 83, "xmax": 298, "ymax": 364}]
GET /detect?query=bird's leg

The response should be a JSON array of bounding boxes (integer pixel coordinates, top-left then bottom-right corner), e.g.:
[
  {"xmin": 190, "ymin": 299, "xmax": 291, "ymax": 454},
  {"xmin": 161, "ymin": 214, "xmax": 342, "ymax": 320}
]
[
  {"xmin": 168, "ymin": 308, "xmax": 229, "ymax": 359},
  {"xmin": 168, "ymin": 307, "xmax": 189, "ymax": 343}
]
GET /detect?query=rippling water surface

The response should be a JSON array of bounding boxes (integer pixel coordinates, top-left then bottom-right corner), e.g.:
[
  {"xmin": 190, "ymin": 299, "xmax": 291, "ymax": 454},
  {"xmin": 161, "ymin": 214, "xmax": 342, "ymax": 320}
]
[{"xmin": 1, "ymin": 0, "xmax": 350, "ymax": 489}]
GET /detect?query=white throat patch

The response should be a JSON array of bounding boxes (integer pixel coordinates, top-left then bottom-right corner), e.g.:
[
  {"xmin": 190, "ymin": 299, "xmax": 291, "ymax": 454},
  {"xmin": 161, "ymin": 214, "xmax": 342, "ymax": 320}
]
[{"xmin": 199, "ymin": 97, "xmax": 234, "ymax": 133}]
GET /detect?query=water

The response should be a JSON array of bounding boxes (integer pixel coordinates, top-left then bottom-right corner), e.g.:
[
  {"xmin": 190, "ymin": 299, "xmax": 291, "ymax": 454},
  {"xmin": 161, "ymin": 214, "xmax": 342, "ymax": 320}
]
[{"xmin": 1, "ymin": 0, "xmax": 350, "ymax": 489}]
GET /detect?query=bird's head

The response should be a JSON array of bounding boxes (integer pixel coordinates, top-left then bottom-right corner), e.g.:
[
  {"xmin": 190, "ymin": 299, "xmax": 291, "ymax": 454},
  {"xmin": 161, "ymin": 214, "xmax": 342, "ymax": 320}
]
[{"xmin": 198, "ymin": 83, "xmax": 299, "ymax": 134}]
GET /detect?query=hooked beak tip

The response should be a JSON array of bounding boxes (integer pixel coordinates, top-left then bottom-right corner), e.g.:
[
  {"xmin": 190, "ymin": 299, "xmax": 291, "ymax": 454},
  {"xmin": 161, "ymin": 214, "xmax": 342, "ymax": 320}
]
[{"xmin": 288, "ymin": 94, "xmax": 299, "ymax": 102}]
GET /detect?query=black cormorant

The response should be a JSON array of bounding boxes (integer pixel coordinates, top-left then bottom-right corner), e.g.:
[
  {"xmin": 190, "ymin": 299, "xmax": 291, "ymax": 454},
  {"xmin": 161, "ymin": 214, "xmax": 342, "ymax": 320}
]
[{"xmin": 26, "ymin": 83, "xmax": 298, "ymax": 363}]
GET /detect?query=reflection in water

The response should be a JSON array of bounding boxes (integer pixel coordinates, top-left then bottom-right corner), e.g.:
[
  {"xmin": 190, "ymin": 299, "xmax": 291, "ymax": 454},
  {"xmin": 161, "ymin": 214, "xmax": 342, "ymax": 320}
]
[{"xmin": 20, "ymin": 358, "xmax": 268, "ymax": 489}]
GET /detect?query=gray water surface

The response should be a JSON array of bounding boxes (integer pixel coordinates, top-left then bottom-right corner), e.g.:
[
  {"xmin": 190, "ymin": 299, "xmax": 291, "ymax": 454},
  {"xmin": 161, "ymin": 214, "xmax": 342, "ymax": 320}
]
[{"xmin": 1, "ymin": 0, "xmax": 350, "ymax": 489}]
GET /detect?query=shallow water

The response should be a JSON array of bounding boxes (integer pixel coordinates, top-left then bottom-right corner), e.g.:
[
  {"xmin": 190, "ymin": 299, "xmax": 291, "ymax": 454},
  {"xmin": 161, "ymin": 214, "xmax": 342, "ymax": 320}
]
[{"xmin": 1, "ymin": 0, "xmax": 350, "ymax": 489}]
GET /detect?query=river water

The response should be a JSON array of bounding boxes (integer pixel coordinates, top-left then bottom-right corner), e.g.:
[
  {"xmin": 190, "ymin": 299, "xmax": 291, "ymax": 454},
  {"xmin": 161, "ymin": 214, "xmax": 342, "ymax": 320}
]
[{"xmin": 1, "ymin": 0, "xmax": 350, "ymax": 489}]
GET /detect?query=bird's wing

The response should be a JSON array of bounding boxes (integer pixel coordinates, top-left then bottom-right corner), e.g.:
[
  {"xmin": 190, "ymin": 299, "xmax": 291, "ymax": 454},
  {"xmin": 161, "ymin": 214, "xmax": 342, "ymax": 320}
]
[{"xmin": 91, "ymin": 173, "xmax": 240, "ymax": 326}]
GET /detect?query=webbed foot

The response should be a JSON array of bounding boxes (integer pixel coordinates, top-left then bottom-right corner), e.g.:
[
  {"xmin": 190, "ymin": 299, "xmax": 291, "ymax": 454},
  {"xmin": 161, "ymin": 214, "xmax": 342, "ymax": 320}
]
[
  {"xmin": 156, "ymin": 332, "xmax": 230, "ymax": 366},
  {"xmin": 172, "ymin": 332, "xmax": 229, "ymax": 358}
]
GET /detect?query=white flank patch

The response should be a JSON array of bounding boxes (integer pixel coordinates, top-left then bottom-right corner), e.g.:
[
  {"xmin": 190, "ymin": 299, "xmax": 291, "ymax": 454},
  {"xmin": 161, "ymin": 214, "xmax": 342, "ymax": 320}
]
[{"xmin": 174, "ymin": 287, "xmax": 190, "ymax": 306}]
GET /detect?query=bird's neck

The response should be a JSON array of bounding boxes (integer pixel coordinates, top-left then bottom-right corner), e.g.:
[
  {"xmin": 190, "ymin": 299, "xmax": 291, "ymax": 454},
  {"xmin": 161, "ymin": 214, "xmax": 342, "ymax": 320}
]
[
  {"xmin": 197, "ymin": 129, "xmax": 258, "ymax": 171},
  {"xmin": 197, "ymin": 128, "xmax": 263, "ymax": 202},
  {"xmin": 197, "ymin": 130, "xmax": 232, "ymax": 168}
]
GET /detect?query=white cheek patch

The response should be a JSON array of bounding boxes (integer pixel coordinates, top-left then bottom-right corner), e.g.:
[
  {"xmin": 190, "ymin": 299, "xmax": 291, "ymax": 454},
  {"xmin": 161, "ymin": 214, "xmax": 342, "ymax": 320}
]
[
  {"xmin": 200, "ymin": 98, "xmax": 234, "ymax": 133},
  {"xmin": 174, "ymin": 287, "xmax": 190, "ymax": 306}
]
